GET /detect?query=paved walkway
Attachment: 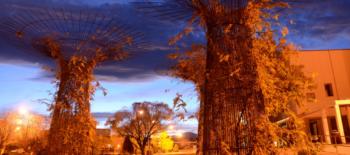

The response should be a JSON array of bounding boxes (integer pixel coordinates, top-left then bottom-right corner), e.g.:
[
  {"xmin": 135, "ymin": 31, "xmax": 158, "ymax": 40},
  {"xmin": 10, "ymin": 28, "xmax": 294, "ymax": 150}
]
[
  {"xmin": 279, "ymin": 144, "xmax": 350, "ymax": 155},
  {"xmin": 317, "ymin": 144, "xmax": 350, "ymax": 155}
]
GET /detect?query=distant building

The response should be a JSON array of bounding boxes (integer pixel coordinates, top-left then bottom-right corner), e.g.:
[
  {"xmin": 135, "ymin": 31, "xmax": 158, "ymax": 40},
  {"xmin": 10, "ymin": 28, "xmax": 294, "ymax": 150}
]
[
  {"xmin": 294, "ymin": 49, "xmax": 350, "ymax": 144},
  {"xmin": 94, "ymin": 128, "xmax": 123, "ymax": 154},
  {"xmin": 96, "ymin": 128, "xmax": 112, "ymax": 137}
]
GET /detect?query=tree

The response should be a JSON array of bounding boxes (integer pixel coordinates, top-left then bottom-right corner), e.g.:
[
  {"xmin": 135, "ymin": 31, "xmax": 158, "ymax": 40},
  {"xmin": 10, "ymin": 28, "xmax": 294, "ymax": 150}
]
[
  {"xmin": 0, "ymin": 111, "xmax": 47, "ymax": 155},
  {"xmin": 151, "ymin": 131, "xmax": 174, "ymax": 153},
  {"xmin": 136, "ymin": 0, "xmax": 314, "ymax": 154},
  {"xmin": 0, "ymin": 114, "xmax": 15, "ymax": 155},
  {"xmin": 25, "ymin": 133, "xmax": 48, "ymax": 155},
  {"xmin": 14, "ymin": 112, "xmax": 47, "ymax": 153},
  {"xmin": 107, "ymin": 102, "xmax": 173, "ymax": 155},
  {"xmin": 122, "ymin": 136, "xmax": 135, "ymax": 154}
]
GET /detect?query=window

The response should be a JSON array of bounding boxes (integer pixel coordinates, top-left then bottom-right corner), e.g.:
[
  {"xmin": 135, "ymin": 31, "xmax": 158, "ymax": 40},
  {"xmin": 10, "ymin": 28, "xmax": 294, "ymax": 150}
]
[
  {"xmin": 324, "ymin": 83, "xmax": 334, "ymax": 97},
  {"xmin": 309, "ymin": 120, "xmax": 319, "ymax": 136}
]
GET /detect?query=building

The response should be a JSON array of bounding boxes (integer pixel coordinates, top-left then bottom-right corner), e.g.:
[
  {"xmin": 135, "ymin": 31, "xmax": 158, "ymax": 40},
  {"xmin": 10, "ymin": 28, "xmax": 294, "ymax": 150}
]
[{"xmin": 295, "ymin": 49, "xmax": 350, "ymax": 144}]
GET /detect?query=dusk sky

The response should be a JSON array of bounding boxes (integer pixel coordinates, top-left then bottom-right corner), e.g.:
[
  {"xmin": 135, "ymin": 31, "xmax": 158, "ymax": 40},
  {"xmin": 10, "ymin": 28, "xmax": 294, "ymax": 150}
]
[{"xmin": 0, "ymin": 0, "xmax": 349, "ymax": 130}]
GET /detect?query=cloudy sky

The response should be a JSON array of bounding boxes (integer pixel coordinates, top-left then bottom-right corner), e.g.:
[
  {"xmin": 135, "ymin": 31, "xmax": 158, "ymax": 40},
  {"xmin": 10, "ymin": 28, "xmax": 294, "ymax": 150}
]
[{"xmin": 0, "ymin": 0, "xmax": 349, "ymax": 130}]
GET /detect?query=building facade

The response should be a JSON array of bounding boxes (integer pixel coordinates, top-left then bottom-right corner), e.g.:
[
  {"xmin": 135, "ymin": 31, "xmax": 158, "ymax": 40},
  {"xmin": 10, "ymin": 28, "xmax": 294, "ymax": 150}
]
[{"xmin": 295, "ymin": 49, "xmax": 350, "ymax": 144}]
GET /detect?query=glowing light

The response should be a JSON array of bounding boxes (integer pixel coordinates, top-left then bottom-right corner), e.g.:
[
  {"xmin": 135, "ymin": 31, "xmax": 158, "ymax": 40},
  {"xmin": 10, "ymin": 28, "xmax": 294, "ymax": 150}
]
[
  {"xmin": 16, "ymin": 119, "xmax": 23, "ymax": 125},
  {"xmin": 168, "ymin": 125, "xmax": 174, "ymax": 130},
  {"xmin": 15, "ymin": 126, "xmax": 21, "ymax": 131},
  {"xmin": 274, "ymin": 141, "xmax": 278, "ymax": 146},
  {"xmin": 138, "ymin": 110, "xmax": 144, "ymax": 115},
  {"xmin": 176, "ymin": 132, "xmax": 183, "ymax": 138},
  {"xmin": 18, "ymin": 106, "xmax": 28, "ymax": 116},
  {"xmin": 107, "ymin": 144, "xmax": 112, "ymax": 148}
]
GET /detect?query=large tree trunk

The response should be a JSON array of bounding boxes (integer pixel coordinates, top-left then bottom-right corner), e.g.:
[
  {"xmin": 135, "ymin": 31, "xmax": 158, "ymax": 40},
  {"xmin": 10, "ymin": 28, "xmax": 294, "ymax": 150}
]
[
  {"xmin": 48, "ymin": 57, "xmax": 96, "ymax": 155},
  {"xmin": 202, "ymin": 18, "xmax": 263, "ymax": 154},
  {"xmin": 140, "ymin": 147, "xmax": 145, "ymax": 155}
]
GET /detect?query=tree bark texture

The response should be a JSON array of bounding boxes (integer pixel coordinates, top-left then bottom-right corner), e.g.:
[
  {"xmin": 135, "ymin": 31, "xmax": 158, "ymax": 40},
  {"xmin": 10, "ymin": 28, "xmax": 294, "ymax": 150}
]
[
  {"xmin": 202, "ymin": 17, "xmax": 263, "ymax": 155},
  {"xmin": 48, "ymin": 57, "xmax": 96, "ymax": 155}
]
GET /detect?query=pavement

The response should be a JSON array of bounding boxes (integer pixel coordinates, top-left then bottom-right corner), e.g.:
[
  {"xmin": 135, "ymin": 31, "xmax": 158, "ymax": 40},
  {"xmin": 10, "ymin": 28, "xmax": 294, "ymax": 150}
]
[
  {"xmin": 317, "ymin": 144, "xmax": 350, "ymax": 155},
  {"xmin": 279, "ymin": 144, "xmax": 350, "ymax": 155}
]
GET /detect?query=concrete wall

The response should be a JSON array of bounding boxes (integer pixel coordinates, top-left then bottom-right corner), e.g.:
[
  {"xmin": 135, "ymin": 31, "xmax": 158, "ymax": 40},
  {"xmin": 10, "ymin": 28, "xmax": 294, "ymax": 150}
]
[
  {"xmin": 294, "ymin": 49, "xmax": 350, "ymax": 144},
  {"xmin": 295, "ymin": 49, "xmax": 350, "ymax": 117}
]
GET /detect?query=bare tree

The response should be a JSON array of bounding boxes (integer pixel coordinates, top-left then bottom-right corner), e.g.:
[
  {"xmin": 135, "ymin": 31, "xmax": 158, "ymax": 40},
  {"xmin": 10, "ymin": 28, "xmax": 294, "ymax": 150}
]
[
  {"xmin": 107, "ymin": 102, "xmax": 173, "ymax": 155},
  {"xmin": 0, "ymin": 114, "xmax": 15, "ymax": 155},
  {"xmin": 15, "ymin": 113, "xmax": 48, "ymax": 154}
]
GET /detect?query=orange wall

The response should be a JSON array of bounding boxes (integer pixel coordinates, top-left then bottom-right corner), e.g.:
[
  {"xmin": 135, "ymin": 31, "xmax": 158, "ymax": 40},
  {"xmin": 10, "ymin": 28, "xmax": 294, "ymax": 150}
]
[{"xmin": 295, "ymin": 49, "xmax": 350, "ymax": 117}]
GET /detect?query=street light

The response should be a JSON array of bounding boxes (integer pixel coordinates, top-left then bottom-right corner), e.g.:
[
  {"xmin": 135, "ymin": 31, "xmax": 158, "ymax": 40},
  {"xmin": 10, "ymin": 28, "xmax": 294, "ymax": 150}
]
[
  {"xmin": 168, "ymin": 125, "xmax": 174, "ymax": 130},
  {"xmin": 138, "ymin": 110, "xmax": 144, "ymax": 115},
  {"xmin": 19, "ymin": 107, "xmax": 28, "ymax": 116}
]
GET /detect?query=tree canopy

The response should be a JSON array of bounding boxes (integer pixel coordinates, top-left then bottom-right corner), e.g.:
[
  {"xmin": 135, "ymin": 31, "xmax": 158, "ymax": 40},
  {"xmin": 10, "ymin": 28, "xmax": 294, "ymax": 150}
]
[{"xmin": 107, "ymin": 102, "xmax": 173, "ymax": 155}]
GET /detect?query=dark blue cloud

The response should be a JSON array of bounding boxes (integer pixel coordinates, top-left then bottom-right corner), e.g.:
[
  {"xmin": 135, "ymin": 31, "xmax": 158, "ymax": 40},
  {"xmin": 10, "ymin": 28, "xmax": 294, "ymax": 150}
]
[
  {"xmin": 0, "ymin": 0, "xmax": 348, "ymax": 82},
  {"xmin": 284, "ymin": 0, "xmax": 350, "ymax": 49},
  {"xmin": 0, "ymin": 0, "xmax": 192, "ymax": 82}
]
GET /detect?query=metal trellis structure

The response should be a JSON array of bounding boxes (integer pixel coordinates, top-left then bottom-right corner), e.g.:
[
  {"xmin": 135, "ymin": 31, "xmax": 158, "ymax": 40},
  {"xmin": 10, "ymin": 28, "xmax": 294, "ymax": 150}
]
[{"xmin": 0, "ymin": 4, "xmax": 147, "ymax": 154}]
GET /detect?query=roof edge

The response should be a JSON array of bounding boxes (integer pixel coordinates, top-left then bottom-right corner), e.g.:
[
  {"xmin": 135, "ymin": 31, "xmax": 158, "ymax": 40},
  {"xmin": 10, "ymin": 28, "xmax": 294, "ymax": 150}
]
[{"xmin": 299, "ymin": 48, "xmax": 350, "ymax": 52}]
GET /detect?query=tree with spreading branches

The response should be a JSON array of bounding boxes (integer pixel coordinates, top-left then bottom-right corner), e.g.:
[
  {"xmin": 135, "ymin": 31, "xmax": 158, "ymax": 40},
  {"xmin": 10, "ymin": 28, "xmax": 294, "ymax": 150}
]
[
  {"xmin": 106, "ymin": 102, "xmax": 173, "ymax": 155},
  {"xmin": 0, "ymin": 5, "xmax": 146, "ymax": 154},
  {"xmin": 135, "ymin": 0, "xmax": 314, "ymax": 154}
]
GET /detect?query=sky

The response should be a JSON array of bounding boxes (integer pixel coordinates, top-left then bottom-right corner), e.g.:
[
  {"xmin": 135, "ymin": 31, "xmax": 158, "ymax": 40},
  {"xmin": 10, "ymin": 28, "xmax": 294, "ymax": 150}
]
[{"xmin": 0, "ymin": 0, "xmax": 349, "ymax": 131}]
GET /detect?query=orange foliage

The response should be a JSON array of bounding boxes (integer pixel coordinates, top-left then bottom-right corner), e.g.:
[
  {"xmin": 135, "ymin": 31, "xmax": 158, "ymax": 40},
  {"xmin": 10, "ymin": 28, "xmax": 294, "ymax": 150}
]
[{"xmin": 167, "ymin": 0, "xmax": 314, "ymax": 154}]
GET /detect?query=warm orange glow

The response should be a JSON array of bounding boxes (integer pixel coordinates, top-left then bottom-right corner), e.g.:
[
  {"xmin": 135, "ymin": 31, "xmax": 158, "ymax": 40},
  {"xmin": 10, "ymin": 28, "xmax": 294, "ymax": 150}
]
[
  {"xmin": 18, "ymin": 106, "xmax": 28, "ymax": 116},
  {"xmin": 138, "ymin": 110, "xmax": 144, "ymax": 115},
  {"xmin": 16, "ymin": 119, "xmax": 23, "ymax": 125},
  {"xmin": 168, "ymin": 125, "xmax": 174, "ymax": 130},
  {"xmin": 176, "ymin": 132, "xmax": 183, "ymax": 138}
]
